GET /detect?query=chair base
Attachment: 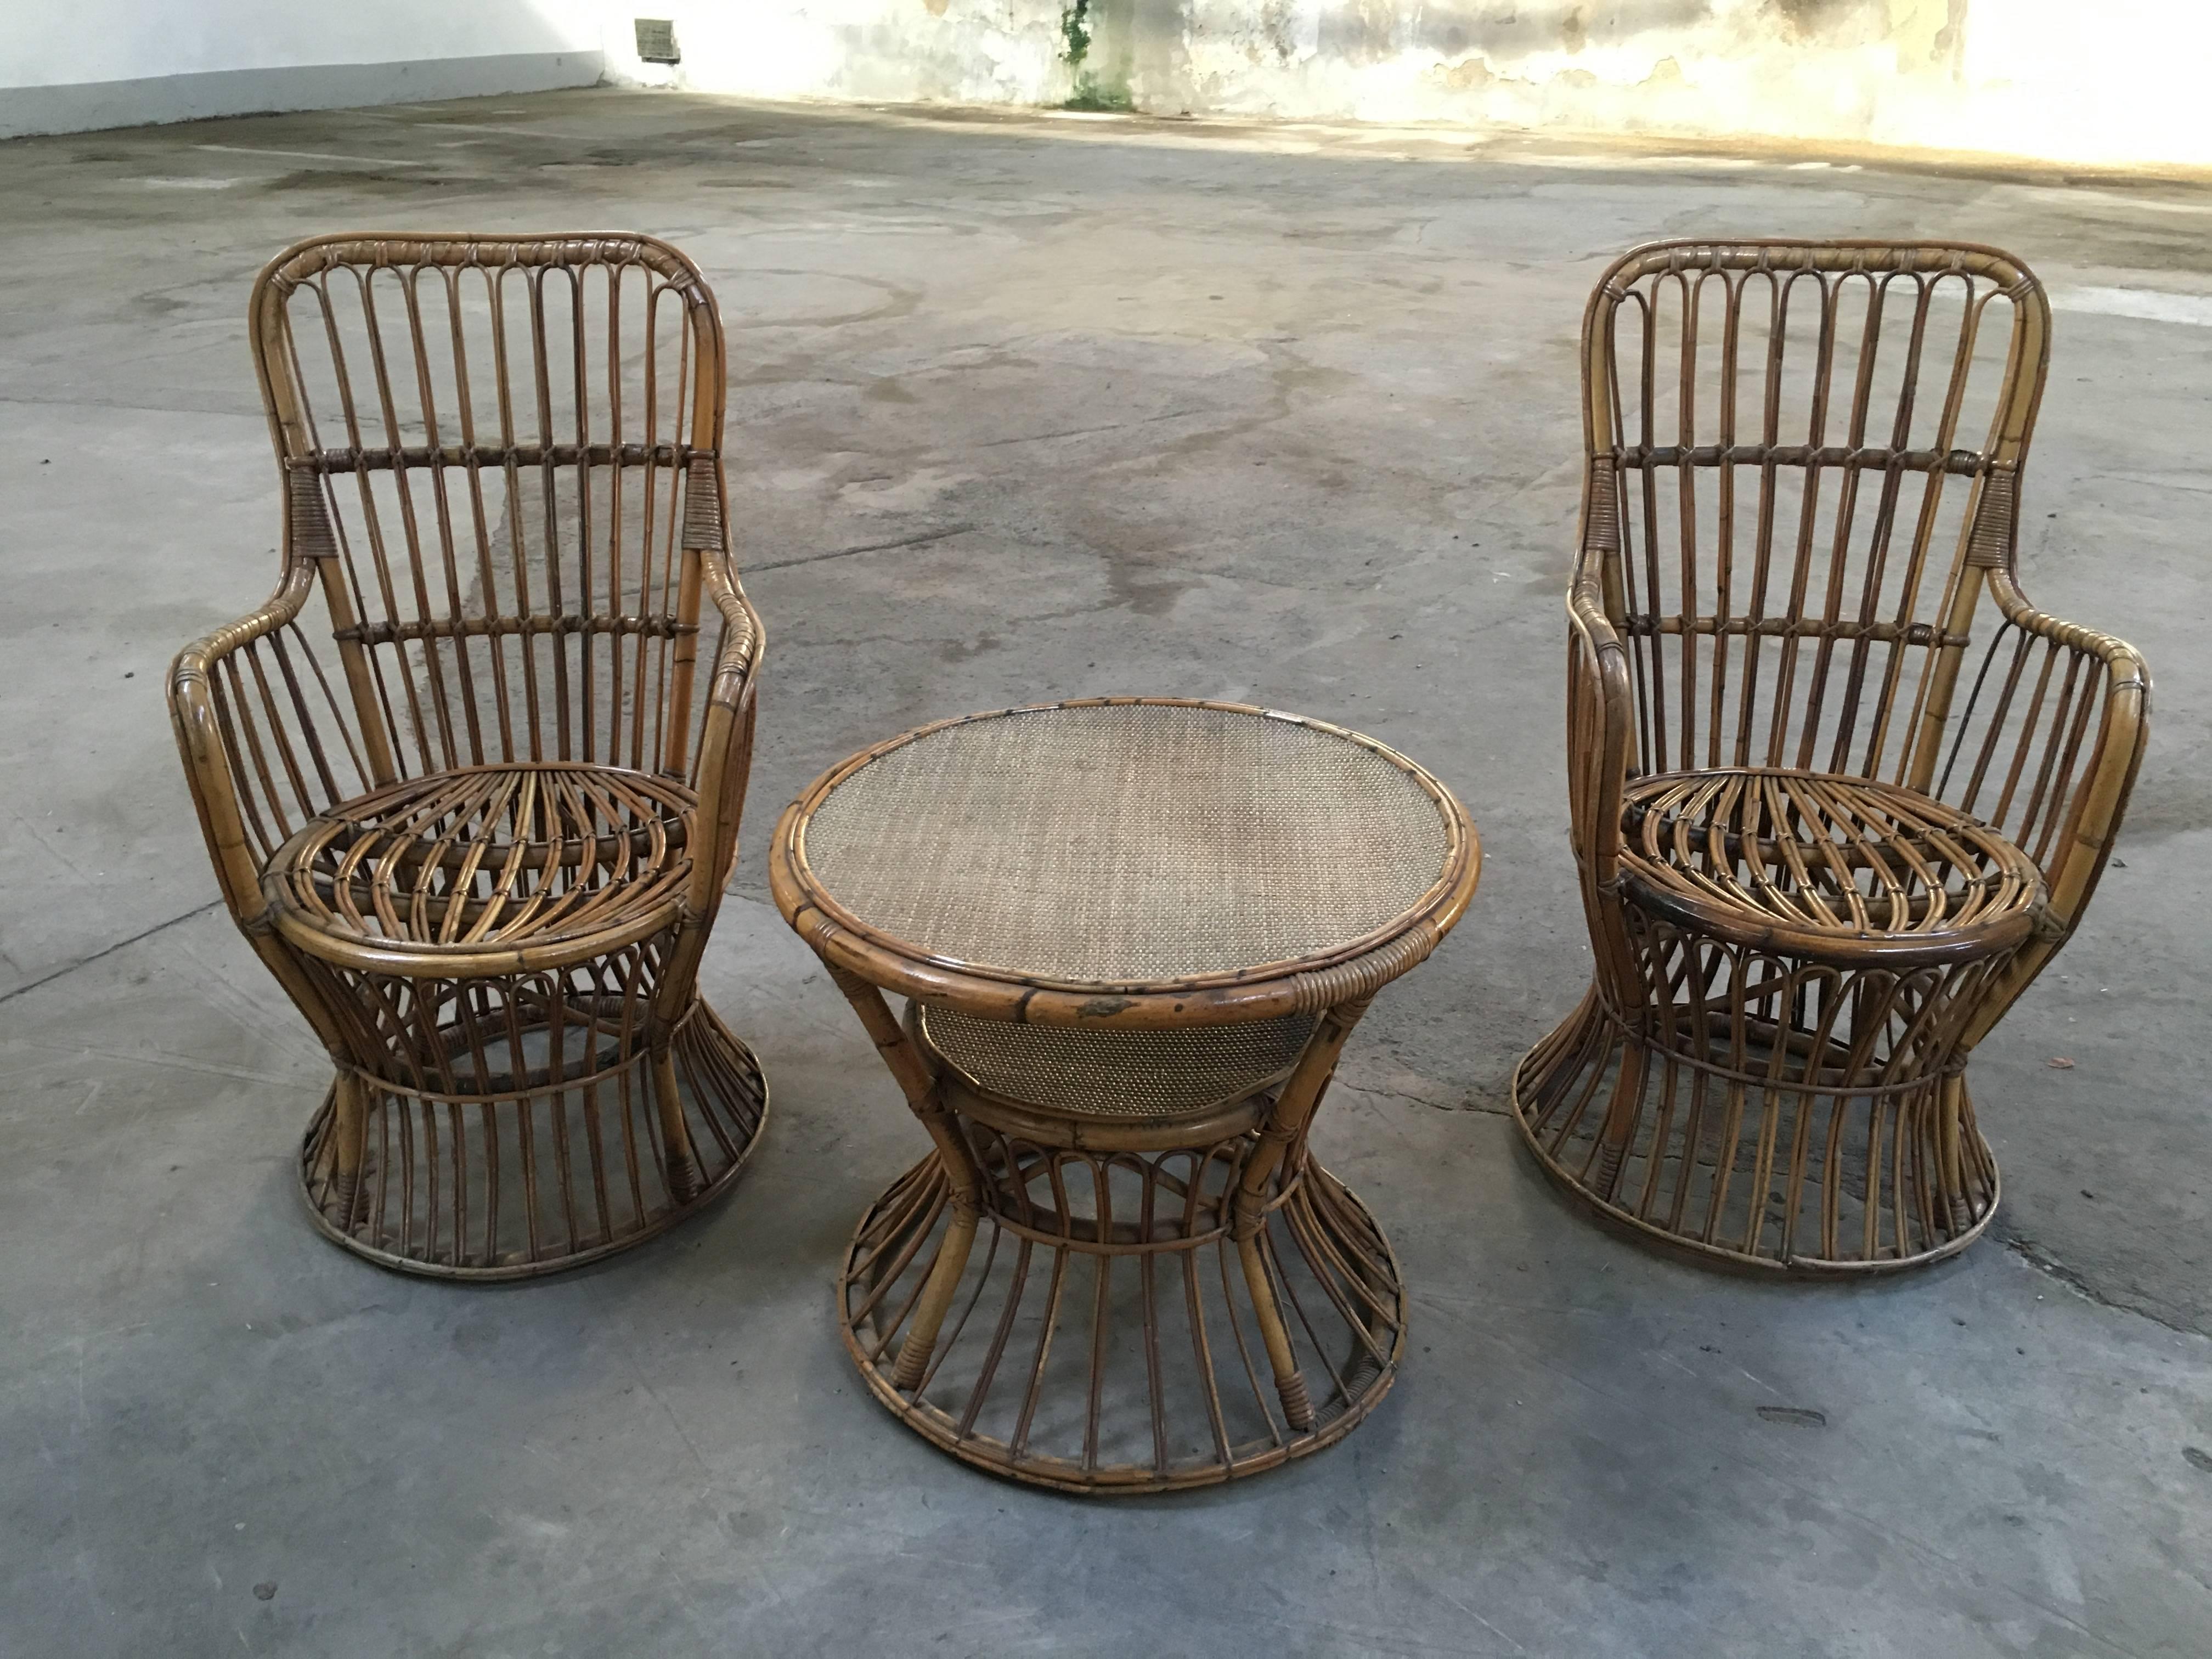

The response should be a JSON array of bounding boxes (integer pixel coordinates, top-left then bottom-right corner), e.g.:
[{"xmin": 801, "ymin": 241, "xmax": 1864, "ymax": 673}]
[
  {"xmin": 299, "ymin": 1000, "xmax": 769, "ymax": 1280},
  {"xmin": 838, "ymin": 1150, "xmax": 1407, "ymax": 1495},
  {"xmin": 1511, "ymin": 989, "xmax": 1999, "ymax": 1277}
]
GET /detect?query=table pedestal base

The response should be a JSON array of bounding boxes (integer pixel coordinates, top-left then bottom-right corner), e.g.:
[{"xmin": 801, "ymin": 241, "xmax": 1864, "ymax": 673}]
[{"xmin": 838, "ymin": 1143, "xmax": 1406, "ymax": 1494}]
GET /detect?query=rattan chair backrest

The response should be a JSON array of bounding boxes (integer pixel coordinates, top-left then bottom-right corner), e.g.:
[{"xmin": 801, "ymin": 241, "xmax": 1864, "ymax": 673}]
[
  {"xmin": 247, "ymin": 233, "xmax": 734, "ymax": 798},
  {"xmin": 1579, "ymin": 240, "xmax": 2050, "ymax": 792}
]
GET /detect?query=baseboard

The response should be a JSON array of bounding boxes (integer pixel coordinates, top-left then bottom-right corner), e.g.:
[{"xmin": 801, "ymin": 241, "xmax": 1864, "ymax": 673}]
[{"xmin": 1, "ymin": 52, "xmax": 606, "ymax": 140}]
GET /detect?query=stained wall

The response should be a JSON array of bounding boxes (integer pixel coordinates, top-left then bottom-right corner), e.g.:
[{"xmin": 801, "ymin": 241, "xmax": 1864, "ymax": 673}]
[{"xmin": 597, "ymin": 0, "xmax": 2212, "ymax": 169}]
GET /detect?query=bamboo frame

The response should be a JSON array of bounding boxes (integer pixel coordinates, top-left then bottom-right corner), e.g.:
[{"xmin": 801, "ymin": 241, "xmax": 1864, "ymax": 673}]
[
  {"xmin": 771, "ymin": 699, "xmax": 1481, "ymax": 1492},
  {"xmin": 1515, "ymin": 239, "xmax": 2150, "ymax": 1274},
  {"xmin": 168, "ymin": 234, "xmax": 770, "ymax": 1278}
]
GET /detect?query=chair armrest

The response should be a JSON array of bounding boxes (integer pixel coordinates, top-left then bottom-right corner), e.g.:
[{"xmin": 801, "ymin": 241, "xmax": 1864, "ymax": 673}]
[
  {"xmin": 1974, "ymin": 570, "xmax": 2150, "ymax": 934},
  {"xmin": 684, "ymin": 546, "xmax": 766, "ymax": 909},
  {"xmin": 1988, "ymin": 572, "xmax": 2147, "ymax": 681},
  {"xmin": 699, "ymin": 547, "xmax": 764, "ymax": 714},
  {"xmin": 1566, "ymin": 540, "xmax": 1635, "ymax": 893},
  {"xmin": 167, "ymin": 566, "xmax": 318, "ymax": 923}
]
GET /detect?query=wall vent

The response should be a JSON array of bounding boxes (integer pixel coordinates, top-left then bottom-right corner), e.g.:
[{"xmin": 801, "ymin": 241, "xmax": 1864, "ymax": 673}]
[{"xmin": 634, "ymin": 19, "xmax": 681, "ymax": 64}]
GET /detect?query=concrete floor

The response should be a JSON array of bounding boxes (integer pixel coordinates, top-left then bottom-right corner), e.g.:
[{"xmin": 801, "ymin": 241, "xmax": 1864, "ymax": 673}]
[{"xmin": 3, "ymin": 89, "xmax": 2209, "ymax": 1657}]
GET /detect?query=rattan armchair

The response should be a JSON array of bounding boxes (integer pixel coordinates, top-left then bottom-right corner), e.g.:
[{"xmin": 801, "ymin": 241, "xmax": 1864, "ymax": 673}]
[
  {"xmin": 1514, "ymin": 240, "xmax": 2148, "ymax": 1274},
  {"xmin": 168, "ymin": 234, "xmax": 768, "ymax": 1278}
]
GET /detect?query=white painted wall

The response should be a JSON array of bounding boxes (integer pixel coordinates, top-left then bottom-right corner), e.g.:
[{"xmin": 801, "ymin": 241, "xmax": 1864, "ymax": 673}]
[
  {"xmin": 592, "ymin": 0, "xmax": 2212, "ymax": 171},
  {"xmin": 8, "ymin": 0, "xmax": 2206, "ymax": 167},
  {"xmin": 1, "ymin": 0, "xmax": 605, "ymax": 137},
  {"xmin": 598, "ymin": 0, "xmax": 1063, "ymax": 107},
  {"xmin": 0, "ymin": 0, "xmax": 598, "ymax": 87},
  {"xmin": 1934, "ymin": 0, "xmax": 2212, "ymax": 166}
]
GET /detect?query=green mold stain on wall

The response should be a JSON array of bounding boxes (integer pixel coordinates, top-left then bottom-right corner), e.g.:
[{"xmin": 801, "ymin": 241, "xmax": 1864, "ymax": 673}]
[{"xmin": 1060, "ymin": 0, "xmax": 1133, "ymax": 111}]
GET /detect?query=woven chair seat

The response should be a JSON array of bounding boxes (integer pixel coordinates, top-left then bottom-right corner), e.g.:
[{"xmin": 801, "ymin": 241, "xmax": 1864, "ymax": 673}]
[
  {"xmin": 266, "ymin": 763, "xmax": 694, "ymax": 960},
  {"xmin": 1617, "ymin": 768, "xmax": 2043, "ymax": 953},
  {"xmin": 917, "ymin": 1004, "xmax": 1317, "ymax": 1119},
  {"xmin": 798, "ymin": 701, "xmax": 1455, "ymax": 987}
]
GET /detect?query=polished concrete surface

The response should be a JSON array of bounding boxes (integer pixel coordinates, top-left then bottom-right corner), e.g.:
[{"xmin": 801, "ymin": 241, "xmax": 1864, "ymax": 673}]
[{"xmin": 2, "ymin": 89, "xmax": 2208, "ymax": 1656}]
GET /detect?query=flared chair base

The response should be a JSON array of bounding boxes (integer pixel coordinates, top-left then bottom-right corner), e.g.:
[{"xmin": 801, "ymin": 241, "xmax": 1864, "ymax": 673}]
[
  {"xmin": 1512, "ymin": 990, "xmax": 1999, "ymax": 1277},
  {"xmin": 300, "ymin": 1000, "xmax": 769, "ymax": 1280},
  {"xmin": 838, "ymin": 1149, "xmax": 1407, "ymax": 1496}
]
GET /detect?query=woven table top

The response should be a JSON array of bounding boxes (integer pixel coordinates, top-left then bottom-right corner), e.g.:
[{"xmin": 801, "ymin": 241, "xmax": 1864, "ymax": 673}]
[{"xmin": 793, "ymin": 701, "xmax": 1460, "ymax": 987}]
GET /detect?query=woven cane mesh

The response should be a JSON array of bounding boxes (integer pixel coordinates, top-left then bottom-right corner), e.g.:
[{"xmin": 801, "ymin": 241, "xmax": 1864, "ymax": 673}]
[
  {"xmin": 918, "ymin": 1005, "xmax": 1317, "ymax": 1119},
  {"xmin": 802, "ymin": 704, "xmax": 1451, "ymax": 983}
]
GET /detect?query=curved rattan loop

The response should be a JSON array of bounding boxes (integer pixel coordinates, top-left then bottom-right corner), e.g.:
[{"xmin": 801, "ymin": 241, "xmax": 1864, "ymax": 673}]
[
  {"xmin": 263, "ymin": 763, "xmax": 697, "ymax": 974},
  {"xmin": 1517, "ymin": 238, "xmax": 2149, "ymax": 1276},
  {"xmin": 168, "ymin": 233, "xmax": 769, "ymax": 1278},
  {"xmin": 1614, "ymin": 768, "xmax": 2044, "ymax": 964}
]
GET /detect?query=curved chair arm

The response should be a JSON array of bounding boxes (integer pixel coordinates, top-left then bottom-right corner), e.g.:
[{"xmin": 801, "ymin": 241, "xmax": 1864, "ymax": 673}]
[
  {"xmin": 1565, "ymin": 457, "xmax": 1637, "ymax": 904},
  {"xmin": 166, "ymin": 563, "xmax": 318, "ymax": 926},
  {"xmin": 1566, "ymin": 580, "xmax": 1634, "ymax": 881},
  {"xmin": 1565, "ymin": 572, "xmax": 1641, "ymax": 1044},
  {"xmin": 1982, "ymin": 567, "xmax": 2151, "ymax": 937},
  {"xmin": 1945, "ymin": 568, "xmax": 2147, "ymax": 1048},
  {"xmin": 684, "ymin": 545, "xmax": 766, "ymax": 916}
]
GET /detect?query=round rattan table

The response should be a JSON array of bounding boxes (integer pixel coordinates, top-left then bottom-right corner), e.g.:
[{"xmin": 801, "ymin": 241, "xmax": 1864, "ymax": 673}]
[{"xmin": 770, "ymin": 698, "xmax": 1480, "ymax": 1493}]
